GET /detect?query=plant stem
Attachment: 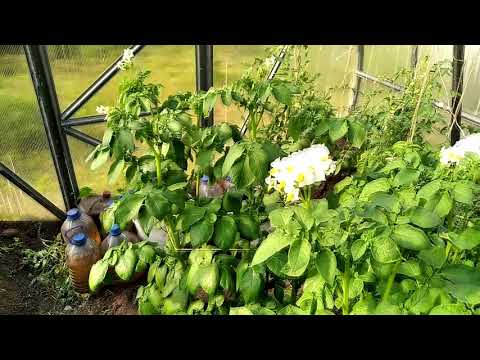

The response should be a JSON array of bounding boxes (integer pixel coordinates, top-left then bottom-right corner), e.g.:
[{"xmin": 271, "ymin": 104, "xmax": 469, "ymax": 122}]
[
  {"xmin": 382, "ymin": 261, "xmax": 399, "ymax": 302},
  {"xmin": 342, "ymin": 258, "xmax": 350, "ymax": 315},
  {"xmin": 147, "ymin": 140, "xmax": 162, "ymax": 186}
]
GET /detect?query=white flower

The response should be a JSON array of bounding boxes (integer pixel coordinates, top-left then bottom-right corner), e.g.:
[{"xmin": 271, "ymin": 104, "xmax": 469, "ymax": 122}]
[
  {"xmin": 96, "ymin": 105, "xmax": 110, "ymax": 115},
  {"xmin": 440, "ymin": 133, "xmax": 480, "ymax": 165},
  {"xmin": 265, "ymin": 55, "xmax": 276, "ymax": 67},
  {"xmin": 265, "ymin": 143, "xmax": 335, "ymax": 202},
  {"xmin": 117, "ymin": 48, "xmax": 135, "ymax": 70}
]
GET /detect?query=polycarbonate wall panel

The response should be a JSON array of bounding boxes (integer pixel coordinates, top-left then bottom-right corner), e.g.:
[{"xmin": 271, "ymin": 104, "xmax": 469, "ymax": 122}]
[
  {"xmin": 213, "ymin": 46, "xmax": 269, "ymax": 126},
  {"xmin": 0, "ymin": 45, "xmax": 64, "ymax": 220},
  {"xmin": 463, "ymin": 46, "xmax": 480, "ymax": 117}
]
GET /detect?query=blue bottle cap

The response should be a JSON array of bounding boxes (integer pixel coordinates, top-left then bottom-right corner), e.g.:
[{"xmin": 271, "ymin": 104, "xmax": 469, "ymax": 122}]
[
  {"xmin": 225, "ymin": 176, "xmax": 232, "ymax": 182},
  {"xmin": 200, "ymin": 175, "xmax": 209, "ymax": 183},
  {"xmin": 110, "ymin": 224, "xmax": 121, "ymax": 236},
  {"xmin": 66, "ymin": 208, "xmax": 81, "ymax": 220},
  {"xmin": 71, "ymin": 233, "xmax": 87, "ymax": 246}
]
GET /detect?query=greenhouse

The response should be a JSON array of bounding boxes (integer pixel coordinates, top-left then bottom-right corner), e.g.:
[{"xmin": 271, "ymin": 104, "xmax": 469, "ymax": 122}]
[{"xmin": 1, "ymin": 44, "xmax": 480, "ymax": 315}]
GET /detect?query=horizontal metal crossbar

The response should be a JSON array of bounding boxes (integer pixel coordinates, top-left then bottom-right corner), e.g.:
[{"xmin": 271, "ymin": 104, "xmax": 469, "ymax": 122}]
[{"xmin": 64, "ymin": 127, "xmax": 101, "ymax": 146}]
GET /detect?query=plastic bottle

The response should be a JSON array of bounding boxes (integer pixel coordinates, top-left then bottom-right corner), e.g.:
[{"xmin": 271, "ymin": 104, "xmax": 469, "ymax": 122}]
[
  {"xmin": 61, "ymin": 208, "xmax": 101, "ymax": 246},
  {"xmin": 100, "ymin": 224, "xmax": 129, "ymax": 257},
  {"xmin": 66, "ymin": 233, "xmax": 100, "ymax": 293},
  {"xmin": 79, "ymin": 191, "xmax": 113, "ymax": 218},
  {"xmin": 222, "ymin": 176, "xmax": 235, "ymax": 191},
  {"xmin": 199, "ymin": 175, "xmax": 210, "ymax": 198}
]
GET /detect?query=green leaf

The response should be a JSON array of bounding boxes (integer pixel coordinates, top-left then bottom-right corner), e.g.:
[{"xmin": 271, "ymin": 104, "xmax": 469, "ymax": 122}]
[
  {"xmin": 78, "ymin": 186, "xmax": 93, "ymax": 199},
  {"xmin": 315, "ymin": 120, "xmax": 329, "ymax": 137},
  {"xmin": 222, "ymin": 191, "xmax": 243, "ymax": 213},
  {"xmin": 198, "ymin": 263, "xmax": 219, "ymax": 297},
  {"xmin": 251, "ymin": 231, "xmax": 291, "ymax": 266},
  {"xmin": 239, "ymin": 267, "xmax": 264, "ymax": 304},
  {"xmin": 203, "ymin": 91, "xmax": 218, "ymax": 116},
  {"xmin": 167, "ymin": 182, "xmax": 188, "ymax": 191},
  {"xmin": 328, "ymin": 119, "xmax": 348, "ymax": 142},
  {"xmin": 89, "ymin": 259, "xmax": 109, "ymax": 293},
  {"xmin": 277, "ymin": 304, "xmax": 308, "ymax": 315},
  {"xmin": 90, "ymin": 149, "xmax": 110, "ymax": 170},
  {"xmin": 221, "ymin": 88, "xmax": 232, "ymax": 106},
  {"xmin": 453, "ymin": 182, "xmax": 473, "ymax": 205},
  {"xmin": 102, "ymin": 128, "xmax": 113, "ymax": 146},
  {"xmin": 375, "ymin": 301, "xmax": 402, "ymax": 315},
  {"xmin": 269, "ymin": 207, "xmax": 295, "ymax": 228},
  {"xmin": 265, "ymin": 251, "xmax": 288, "ymax": 278},
  {"xmin": 145, "ymin": 192, "xmax": 170, "ymax": 221},
  {"xmin": 359, "ymin": 178, "xmax": 391, "ymax": 201},
  {"xmin": 115, "ymin": 194, "xmax": 145, "ymax": 229},
  {"xmin": 417, "ymin": 179, "xmax": 443, "ymax": 200},
  {"xmin": 347, "ymin": 120, "xmax": 366, "ymax": 148},
  {"xmin": 315, "ymin": 249, "xmax": 337, "ymax": 286},
  {"xmin": 272, "ymin": 82, "xmax": 292, "ymax": 106},
  {"xmin": 107, "ymin": 158, "xmax": 125, "ymax": 185},
  {"xmin": 115, "ymin": 247, "xmax": 138, "ymax": 281},
  {"xmin": 363, "ymin": 206, "xmax": 388, "ymax": 225},
  {"xmin": 449, "ymin": 228, "xmax": 480, "ymax": 250},
  {"xmin": 197, "ymin": 149, "xmax": 214, "ymax": 169},
  {"xmin": 418, "ymin": 246, "xmax": 446, "ymax": 269},
  {"xmin": 439, "ymin": 264, "xmax": 480, "ymax": 306},
  {"xmin": 334, "ymin": 176, "xmax": 352, "ymax": 194},
  {"xmin": 180, "ymin": 206, "xmax": 206, "ymax": 231},
  {"xmin": 117, "ymin": 129, "xmax": 135, "ymax": 152},
  {"xmin": 433, "ymin": 191, "xmax": 453, "ymax": 218},
  {"xmin": 371, "ymin": 237, "xmax": 401, "ymax": 264},
  {"xmin": 351, "ymin": 294, "xmax": 377, "ymax": 315},
  {"xmin": 229, "ymin": 306, "xmax": 253, "ymax": 315},
  {"xmin": 222, "ymin": 143, "xmax": 244, "ymax": 176},
  {"xmin": 247, "ymin": 148, "xmax": 269, "ymax": 183},
  {"xmin": 351, "ymin": 240, "xmax": 368, "ymax": 261},
  {"xmin": 282, "ymin": 238, "xmax": 311, "ymax": 277},
  {"xmin": 190, "ymin": 219, "xmax": 214, "ymax": 248},
  {"xmin": 393, "ymin": 168, "xmax": 420, "ymax": 187},
  {"xmin": 407, "ymin": 206, "xmax": 443, "ymax": 229},
  {"xmin": 294, "ymin": 205, "xmax": 314, "ymax": 230},
  {"xmin": 369, "ymin": 192, "xmax": 401, "ymax": 213},
  {"xmin": 392, "ymin": 224, "xmax": 431, "ymax": 251},
  {"xmin": 213, "ymin": 216, "xmax": 237, "ymax": 250},
  {"xmin": 137, "ymin": 206, "xmax": 156, "ymax": 236},
  {"xmin": 397, "ymin": 260, "xmax": 422, "ymax": 278},
  {"xmin": 429, "ymin": 304, "xmax": 471, "ymax": 315},
  {"xmin": 236, "ymin": 214, "xmax": 260, "ymax": 240}
]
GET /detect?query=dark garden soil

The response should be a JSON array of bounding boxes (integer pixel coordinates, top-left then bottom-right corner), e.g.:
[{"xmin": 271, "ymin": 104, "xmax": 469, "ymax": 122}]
[{"xmin": 0, "ymin": 222, "xmax": 139, "ymax": 315}]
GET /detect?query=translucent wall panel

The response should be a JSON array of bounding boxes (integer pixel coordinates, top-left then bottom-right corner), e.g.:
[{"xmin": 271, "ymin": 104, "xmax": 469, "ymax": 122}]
[
  {"xmin": 0, "ymin": 45, "xmax": 64, "ymax": 220},
  {"xmin": 213, "ymin": 45, "xmax": 269, "ymax": 126},
  {"xmin": 308, "ymin": 45, "xmax": 356, "ymax": 115},
  {"xmin": 463, "ymin": 46, "xmax": 480, "ymax": 117},
  {"xmin": 363, "ymin": 46, "xmax": 411, "ymax": 80}
]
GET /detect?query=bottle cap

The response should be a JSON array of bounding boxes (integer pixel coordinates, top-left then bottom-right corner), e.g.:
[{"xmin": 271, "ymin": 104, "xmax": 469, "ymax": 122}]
[
  {"xmin": 110, "ymin": 224, "xmax": 121, "ymax": 236},
  {"xmin": 225, "ymin": 176, "xmax": 232, "ymax": 182},
  {"xmin": 66, "ymin": 208, "xmax": 81, "ymax": 220},
  {"xmin": 200, "ymin": 175, "xmax": 209, "ymax": 183},
  {"xmin": 71, "ymin": 233, "xmax": 87, "ymax": 246}
]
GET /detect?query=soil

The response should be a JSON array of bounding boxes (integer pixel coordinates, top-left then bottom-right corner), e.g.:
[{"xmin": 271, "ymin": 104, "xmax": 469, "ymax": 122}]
[{"xmin": 0, "ymin": 221, "xmax": 140, "ymax": 315}]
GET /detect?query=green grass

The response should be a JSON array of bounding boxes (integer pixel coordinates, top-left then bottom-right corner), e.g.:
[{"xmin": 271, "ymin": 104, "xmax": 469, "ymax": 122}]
[{"xmin": 0, "ymin": 45, "xmax": 470, "ymax": 220}]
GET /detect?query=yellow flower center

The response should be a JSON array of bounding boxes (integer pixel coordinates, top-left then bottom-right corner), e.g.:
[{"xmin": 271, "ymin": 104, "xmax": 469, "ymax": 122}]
[
  {"xmin": 287, "ymin": 165, "xmax": 295, "ymax": 173},
  {"xmin": 296, "ymin": 173, "xmax": 305, "ymax": 183}
]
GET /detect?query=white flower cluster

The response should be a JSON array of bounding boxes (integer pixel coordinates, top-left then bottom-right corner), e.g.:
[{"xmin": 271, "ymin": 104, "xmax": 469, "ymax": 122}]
[
  {"xmin": 440, "ymin": 133, "xmax": 480, "ymax": 165},
  {"xmin": 117, "ymin": 48, "xmax": 135, "ymax": 70},
  {"xmin": 96, "ymin": 105, "xmax": 110, "ymax": 115},
  {"xmin": 265, "ymin": 144, "xmax": 336, "ymax": 202}
]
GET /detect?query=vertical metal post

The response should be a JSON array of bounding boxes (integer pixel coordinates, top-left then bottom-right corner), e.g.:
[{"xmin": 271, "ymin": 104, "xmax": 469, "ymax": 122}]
[
  {"xmin": 24, "ymin": 45, "xmax": 78, "ymax": 210},
  {"xmin": 451, "ymin": 45, "xmax": 465, "ymax": 145},
  {"xmin": 410, "ymin": 45, "xmax": 419, "ymax": 70},
  {"xmin": 349, "ymin": 45, "xmax": 364, "ymax": 112},
  {"xmin": 195, "ymin": 45, "xmax": 214, "ymax": 127}
]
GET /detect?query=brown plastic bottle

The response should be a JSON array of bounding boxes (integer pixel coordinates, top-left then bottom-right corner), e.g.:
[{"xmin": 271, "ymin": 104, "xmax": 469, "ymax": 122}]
[
  {"xmin": 79, "ymin": 191, "xmax": 114, "ymax": 230},
  {"xmin": 66, "ymin": 233, "xmax": 100, "ymax": 293},
  {"xmin": 61, "ymin": 208, "xmax": 101, "ymax": 246}
]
